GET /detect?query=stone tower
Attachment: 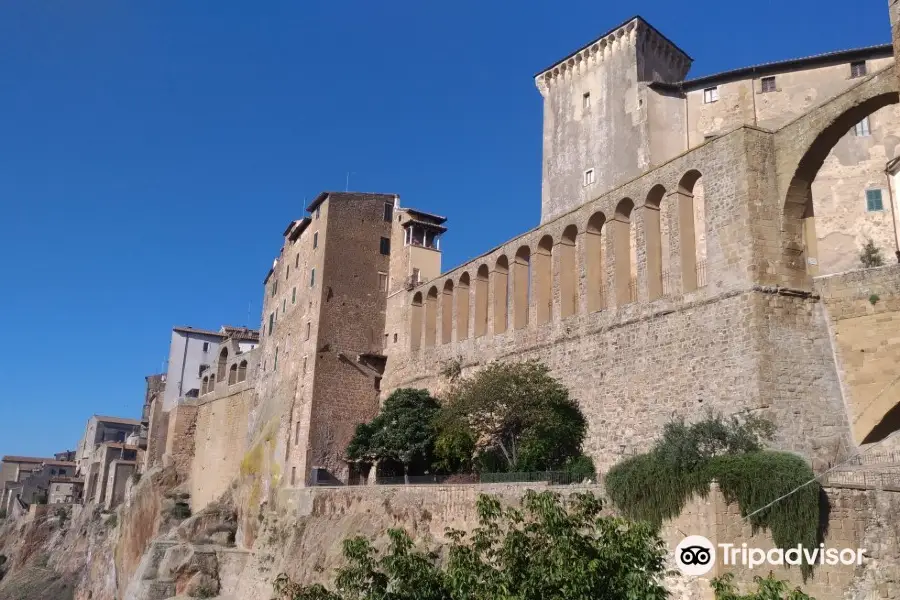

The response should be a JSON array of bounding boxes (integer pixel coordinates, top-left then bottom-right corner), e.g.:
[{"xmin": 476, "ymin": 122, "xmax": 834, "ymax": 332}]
[{"xmin": 535, "ymin": 17, "xmax": 692, "ymax": 223}]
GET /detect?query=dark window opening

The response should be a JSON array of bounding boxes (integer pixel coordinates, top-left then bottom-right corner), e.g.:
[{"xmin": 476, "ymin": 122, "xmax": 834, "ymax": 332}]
[
  {"xmin": 380, "ymin": 237, "xmax": 391, "ymax": 255},
  {"xmin": 760, "ymin": 76, "xmax": 776, "ymax": 93},
  {"xmin": 850, "ymin": 61, "xmax": 867, "ymax": 78},
  {"xmin": 384, "ymin": 202, "xmax": 394, "ymax": 222}
]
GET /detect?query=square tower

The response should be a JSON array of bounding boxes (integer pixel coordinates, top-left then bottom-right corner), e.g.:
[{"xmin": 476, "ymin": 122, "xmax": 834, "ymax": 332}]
[{"xmin": 536, "ymin": 17, "xmax": 692, "ymax": 223}]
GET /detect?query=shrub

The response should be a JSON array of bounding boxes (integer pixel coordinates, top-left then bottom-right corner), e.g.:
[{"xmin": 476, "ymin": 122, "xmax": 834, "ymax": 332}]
[{"xmin": 860, "ymin": 238, "xmax": 885, "ymax": 268}]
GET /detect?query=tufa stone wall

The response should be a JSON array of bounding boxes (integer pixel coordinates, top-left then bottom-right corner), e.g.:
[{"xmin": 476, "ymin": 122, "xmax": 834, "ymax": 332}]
[{"xmin": 163, "ymin": 404, "xmax": 198, "ymax": 484}]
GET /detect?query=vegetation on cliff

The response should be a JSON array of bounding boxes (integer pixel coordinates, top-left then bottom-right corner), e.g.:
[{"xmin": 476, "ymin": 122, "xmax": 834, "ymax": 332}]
[{"xmin": 605, "ymin": 412, "xmax": 824, "ymax": 578}]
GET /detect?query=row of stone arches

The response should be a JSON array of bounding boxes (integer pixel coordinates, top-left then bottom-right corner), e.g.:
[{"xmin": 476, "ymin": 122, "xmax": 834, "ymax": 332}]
[
  {"xmin": 409, "ymin": 170, "xmax": 707, "ymax": 350},
  {"xmin": 201, "ymin": 360, "xmax": 248, "ymax": 395}
]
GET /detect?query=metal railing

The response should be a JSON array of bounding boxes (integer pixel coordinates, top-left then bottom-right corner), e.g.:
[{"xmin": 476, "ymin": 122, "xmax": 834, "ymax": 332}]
[
  {"xmin": 822, "ymin": 470, "xmax": 900, "ymax": 491},
  {"xmin": 373, "ymin": 471, "xmax": 601, "ymax": 487},
  {"xmin": 696, "ymin": 260, "xmax": 708, "ymax": 288}
]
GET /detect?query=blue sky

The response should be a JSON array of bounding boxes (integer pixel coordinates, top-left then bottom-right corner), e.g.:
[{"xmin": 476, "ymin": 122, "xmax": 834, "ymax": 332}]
[{"xmin": 0, "ymin": 0, "xmax": 890, "ymax": 458}]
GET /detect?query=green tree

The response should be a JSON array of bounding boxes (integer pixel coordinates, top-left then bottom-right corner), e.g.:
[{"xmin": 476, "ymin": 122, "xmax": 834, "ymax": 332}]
[
  {"xmin": 441, "ymin": 360, "xmax": 588, "ymax": 472},
  {"xmin": 711, "ymin": 573, "xmax": 814, "ymax": 600},
  {"xmin": 272, "ymin": 490, "xmax": 669, "ymax": 600},
  {"xmin": 345, "ymin": 388, "xmax": 441, "ymax": 483},
  {"xmin": 860, "ymin": 238, "xmax": 885, "ymax": 268}
]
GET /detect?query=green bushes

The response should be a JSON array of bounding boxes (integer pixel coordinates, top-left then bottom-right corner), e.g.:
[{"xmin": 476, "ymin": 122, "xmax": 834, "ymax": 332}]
[{"xmin": 605, "ymin": 413, "xmax": 824, "ymax": 578}]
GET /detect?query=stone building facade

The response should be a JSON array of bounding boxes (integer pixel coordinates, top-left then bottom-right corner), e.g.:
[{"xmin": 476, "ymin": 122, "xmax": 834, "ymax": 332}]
[{"xmin": 381, "ymin": 14, "xmax": 900, "ymax": 475}]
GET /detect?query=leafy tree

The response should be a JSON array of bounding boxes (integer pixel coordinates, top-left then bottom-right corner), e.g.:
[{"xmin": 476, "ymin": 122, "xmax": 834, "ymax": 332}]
[
  {"xmin": 711, "ymin": 573, "xmax": 814, "ymax": 600},
  {"xmin": 345, "ymin": 388, "xmax": 441, "ymax": 483},
  {"xmin": 860, "ymin": 238, "xmax": 885, "ymax": 268},
  {"xmin": 441, "ymin": 360, "xmax": 588, "ymax": 472},
  {"xmin": 432, "ymin": 418, "xmax": 476, "ymax": 474},
  {"xmin": 272, "ymin": 490, "xmax": 669, "ymax": 600}
]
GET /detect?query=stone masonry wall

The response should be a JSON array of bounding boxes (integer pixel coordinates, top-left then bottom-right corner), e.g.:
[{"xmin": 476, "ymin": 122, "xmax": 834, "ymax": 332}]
[
  {"xmin": 191, "ymin": 387, "xmax": 254, "ymax": 512},
  {"xmin": 163, "ymin": 404, "xmax": 198, "ymax": 484},
  {"xmin": 816, "ymin": 264, "xmax": 900, "ymax": 444}
]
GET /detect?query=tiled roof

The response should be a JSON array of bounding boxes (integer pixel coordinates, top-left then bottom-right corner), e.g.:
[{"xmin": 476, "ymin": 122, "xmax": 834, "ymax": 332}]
[{"xmin": 683, "ymin": 43, "xmax": 892, "ymax": 89}]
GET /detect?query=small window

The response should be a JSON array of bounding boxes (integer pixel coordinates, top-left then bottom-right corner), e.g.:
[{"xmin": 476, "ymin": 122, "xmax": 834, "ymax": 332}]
[
  {"xmin": 703, "ymin": 86, "xmax": 719, "ymax": 103},
  {"xmin": 583, "ymin": 168, "xmax": 595, "ymax": 187},
  {"xmin": 378, "ymin": 272, "xmax": 388, "ymax": 292},
  {"xmin": 271, "ymin": 280, "xmax": 278, "ymax": 297},
  {"xmin": 393, "ymin": 333, "xmax": 398, "ymax": 343},
  {"xmin": 384, "ymin": 202, "xmax": 394, "ymax": 222},
  {"xmin": 380, "ymin": 237, "xmax": 391, "ymax": 255},
  {"xmin": 306, "ymin": 322, "xmax": 311, "ymax": 340},
  {"xmin": 760, "ymin": 76, "xmax": 776, "ymax": 93},
  {"xmin": 291, "ymin": 466, "xmax": 296, "ymax": 485},
  {"xmin": 310, "ymin": 268, "xmax": 316, "ymax": 288},
  {"xmin": 582, "ymin": 92, "xmax": 591, "ymax": 110},
  {"xmin": 303, "ymin": 356, "xmax": 307, "ymax": 374},
  {"xmin": 292, "ymin": 287, "xmax": 296, "ymax": 304},
  {"xmin": 850, "ymin": 61, "xmax": 867, "ymax": 78},
  {"xmin": 295, "ymin": 254, "xmax": 299, "ymax": 268},
  {"xmin": 286, "ymin": 265, "xmax": 290, "ymax": 279},
  {"xmin": 295, "ymin": 421, "xmax": 300, "ymax": 445},
  {"xmin": 313, "ymin": 232, "xmax": 318, "ymax": 249},
  {"xmin": 866, "ymin": 189, "xmax": 884, "ymax": 212},
  {"xmin": 274, "ymin": 346, "xmax": 279, "ymax": 371},
  {"xmin": 315, "ymin": 205, "xmax": 321, "ymax": 219},
  {"xmin": 282, "ymin": 299, "xmax": 286, "ymax": 314},
  {"xmin": 202, "ymin": 342, "xmax": 209, "ymax": 352},
  {"xmin": 854, "ymin": 117, "xmax": 871, "ymax": 137},
  {"xmin": 268, "ymin": 312, "xmax": 275, "ymax": 334}
]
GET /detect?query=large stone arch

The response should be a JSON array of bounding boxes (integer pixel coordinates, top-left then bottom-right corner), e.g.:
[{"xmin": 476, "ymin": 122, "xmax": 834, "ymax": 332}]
[{"xmin": 776, "ymin": 68, "xmax": 900, "ymax": 288}]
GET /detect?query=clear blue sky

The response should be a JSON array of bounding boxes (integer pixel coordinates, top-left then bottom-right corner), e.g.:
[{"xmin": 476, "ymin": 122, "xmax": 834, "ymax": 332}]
[{"xmin": 0, "ymin": 0, "xmax": 890, "ymax": 458}]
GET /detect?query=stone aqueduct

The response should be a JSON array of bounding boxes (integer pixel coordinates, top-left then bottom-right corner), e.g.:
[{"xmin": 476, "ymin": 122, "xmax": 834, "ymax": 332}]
[{"xmin": 390, "ymin": 63, "xmax": 900, "ymax": 453}]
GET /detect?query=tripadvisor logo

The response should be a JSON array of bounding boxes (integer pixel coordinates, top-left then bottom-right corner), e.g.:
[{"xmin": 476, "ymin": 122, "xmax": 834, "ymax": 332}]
[{"xmin": 674, "ymin": 535, "xmax": 867, "ymax": 576}]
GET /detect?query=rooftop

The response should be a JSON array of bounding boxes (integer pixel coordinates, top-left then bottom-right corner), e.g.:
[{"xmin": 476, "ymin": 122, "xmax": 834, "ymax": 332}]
[
  {"xmin": 404, "ymin": 207, "xmax": 447, "ymax": 225},
  {"xmin": 305, "ymin": 191, "xmax": 398, "ymax": 214},
  {"xmin": 2, "ymin": 456, "xmax": 53, "ymax": 464},
  {"xmin": 43, "ymin": 460, "xmax": 76, "ymax": 468},
  {"xmin": 172, "ymin": 326, "xmax": 260, "ymax": 342},
  {"xmin": 93, "ymin": 415, "xmax": 142, "ymax": 427},
  {"xmin": 535, "ymin": 15, "xmax": 692, "ymax": 78},
  {"xmin": 682, "ymin": 43, "xmax": 893, "ymax": 89}
]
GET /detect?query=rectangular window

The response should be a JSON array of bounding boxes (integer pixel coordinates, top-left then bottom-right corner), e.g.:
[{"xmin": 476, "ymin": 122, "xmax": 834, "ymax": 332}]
[
  {"xmin": 760, "ymin": 76, "xmax": 776, "ymax": 93},
  {"xmin": 202, "ymin": 342, "xmax": 209, "ymax": 352},
  {"xmin": 380, "ymin": 237, "xmax": 391, "ymax": 255},
  {"xmin": 384, "ymin": 202, "xmax": 393, "ymax": 222},
  {"xmin": 316, "ymin": 205, "xmax": 321, "ymax": 219},
  {"xmin": 310, "ymin": 268, "xmax": 316, "ymax": 287},
  {"xmin": 282, "ymin": 299, "xmax": 286, "ymax": 314},
  {"xmin": 268, "ymin": 312, "xmax": 275, "ymax": 334},
  {"xmin": 303, "ymin": 356, "xmax": 307, "ymax": 374},
  {"xmin": 292, "ymin": 287, "xmax": 296, "ymax": 304},
  {"xmin": 378, "ymin": 272, "xmax": 388, "ymax": 292},
  {"xmin": 313, "ymin": 232, "xmax": 318, "ymax": 249},
  {"xmin": 582, "ymin": 92, "xmax": 591, "ymax": 110},
  {"xmin": 295, "ymin": 254, "xmax": 299, "ymax": 268},
  {"xmin": 306, "ymin": 322, "xmax": 311, "ymax": 340},
  {"xmin": 866, "ymin": 189, "xmax": 884, "ymax": 212},
  {"xmin": 295, "ymin": 421, "xmax": 300, "ymax": 445},
  {"xmin": 291, "ymin": 466, "xmax": 296, "ymax": 486},
  {"xmin": 854, "ymin": 116, "xmax": 871, "ymax": 136},
  {"xmin": 274, "ymin": 347, "xmax": 279, "ymax": 371},
  {"xmin": 703, "ymin": 86, "xmax": 719, "ymax": 103},
  {"xmin": 583, "ymin": 168, "xmax": 595, "ymax": 187},
  {"xmin": 286, "ymin": 265, "xmax": 290, "ymax": 279},
  {"xmin": 851, "ymin": 61, "xmax": 867, "ymax": 78}
]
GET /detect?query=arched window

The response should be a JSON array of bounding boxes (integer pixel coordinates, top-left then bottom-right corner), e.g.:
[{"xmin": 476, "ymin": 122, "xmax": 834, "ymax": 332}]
[
  {"xmin": 513, "ymin": 246, "xmax": 531, "ymax": 330},
  {"xmin": 201, "ymin": 376, "xmax": 209, "ymax": 395},
  {"xmin": 559, "ymin": 226, "xmax": 578, "ymax": 318},
  {"xmin": 228, "ymin": 363, "xmax": 238, "ymax": 385},
  {"xmin": 457, "ymin": 273, "xmax": 470, "ymax": 341},
  {"xmin": 424, "ymin": 287, "xmax": 438, "ymax": 348},
  {"xmin": 677, "ymin": 170, "xmax": 705, "ymax": 292},
  {"xmin": 209, "ymin": 374, "xmax": 216, "ymax": 392},
  {"xmin": 644, "ymin": 184, "xmax": 667, "ymax": 300},
  {"xmin": 535, "ymin": 236, "xmax": 553, "ymax": 325},
  {"xmin": 410, "ymin": 292, "xmax": 423, "ymax": 351},
  {"xmin": 238, "ymin": 360, "xmax": 248, "ymax": 382},
  {"xmin": 441, "ymin": 280, "xmax": 454, "ymax": 344},
  {"xmin": 474, "ymin": 266, "xmax": 489, "ymax": 338},
  {"xmin": 613, "ymin": 199, "xmax": 636, "ymax": 305},
  {"xmin": 492, "ymin": 256, "xmax": 509, "ymax": 335},
  {"xmin": 217, "ymin": 347, "xmax": 229, "ymax": 381},
  {"xmin": 585, "ymin": 212, "xmax": 607, "ymax": 312}
]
